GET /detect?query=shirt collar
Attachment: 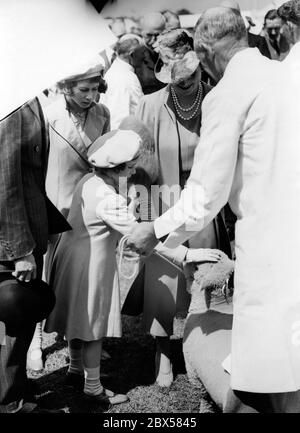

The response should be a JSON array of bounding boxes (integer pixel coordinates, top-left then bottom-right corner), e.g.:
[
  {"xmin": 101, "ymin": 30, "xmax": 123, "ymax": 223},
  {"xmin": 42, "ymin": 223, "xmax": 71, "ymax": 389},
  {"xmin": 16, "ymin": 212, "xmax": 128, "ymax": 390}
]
[
  {"xmin": 114, "ymin": 57, "xmax": 134, "ymax": 72},
  {"xmin": 224, "ymin": 47, "xmax": 260, "ymax": 78}
]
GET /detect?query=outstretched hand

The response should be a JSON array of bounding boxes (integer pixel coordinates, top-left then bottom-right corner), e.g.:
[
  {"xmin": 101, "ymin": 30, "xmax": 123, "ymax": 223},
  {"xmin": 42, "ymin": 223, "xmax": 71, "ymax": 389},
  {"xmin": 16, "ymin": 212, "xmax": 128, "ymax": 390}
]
[
  {"xmin": 185, "ymin": 248, "xmax": 222, "ymax": 264},
  {"xmin": 126, "ymin": 222, "xmax": 159, "ymax": 256}
]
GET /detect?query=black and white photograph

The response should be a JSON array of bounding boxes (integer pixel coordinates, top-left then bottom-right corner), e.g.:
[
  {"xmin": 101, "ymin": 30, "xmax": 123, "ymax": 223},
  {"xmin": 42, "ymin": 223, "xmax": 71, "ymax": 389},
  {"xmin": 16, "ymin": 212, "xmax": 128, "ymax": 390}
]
[{"xmin": 1, "ymin": 0, "xmax": 300, "ymax": 418}]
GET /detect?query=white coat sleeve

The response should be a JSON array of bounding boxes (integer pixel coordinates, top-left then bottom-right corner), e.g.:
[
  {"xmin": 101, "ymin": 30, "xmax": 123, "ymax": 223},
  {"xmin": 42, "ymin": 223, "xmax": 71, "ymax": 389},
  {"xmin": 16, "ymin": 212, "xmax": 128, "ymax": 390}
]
[
  {"xmin": 154, "ymin": 243, "xmax": 188, "ymax": 268},
  {"xmin": 154, "ymin": 87, "xmax": 242, "ymax": 249},
  {"xmin": 96, "ymin": 192, "xmax": 138, "ymax": 236},
  {"xmin": 130, "ymin": 76, "xmax": 144, "ymax": 116}
]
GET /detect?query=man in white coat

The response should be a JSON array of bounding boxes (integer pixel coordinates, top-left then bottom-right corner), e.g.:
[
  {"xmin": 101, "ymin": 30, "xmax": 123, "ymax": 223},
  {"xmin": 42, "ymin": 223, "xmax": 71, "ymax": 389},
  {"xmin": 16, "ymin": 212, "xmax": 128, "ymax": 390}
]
[
  {"xmin": 127, "ymin": 5, "xmax": 300, "ymax": 412},
  {"xmin": 101, "ymin": 38, "xmax": 144, "ymax": 129}
]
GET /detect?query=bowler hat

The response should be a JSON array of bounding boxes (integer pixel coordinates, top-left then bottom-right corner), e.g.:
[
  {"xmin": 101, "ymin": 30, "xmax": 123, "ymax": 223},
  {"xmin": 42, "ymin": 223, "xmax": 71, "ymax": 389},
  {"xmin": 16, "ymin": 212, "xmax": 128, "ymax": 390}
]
[
  {"xmin": 154, "ymin": 29, "xmax": 199, "ymax": 84},
  {"xmin": 0, "ymin": 274, "xmax": 55, "ymax": 330}
]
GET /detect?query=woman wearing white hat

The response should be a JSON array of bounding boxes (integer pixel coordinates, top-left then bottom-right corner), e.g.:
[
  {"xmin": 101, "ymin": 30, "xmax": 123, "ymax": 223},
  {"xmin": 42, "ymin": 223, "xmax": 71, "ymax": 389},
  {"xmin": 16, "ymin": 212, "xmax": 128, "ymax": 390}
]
[{"xmin": 27, "ymin": 64, "xmax": 110, "ymax": 373}]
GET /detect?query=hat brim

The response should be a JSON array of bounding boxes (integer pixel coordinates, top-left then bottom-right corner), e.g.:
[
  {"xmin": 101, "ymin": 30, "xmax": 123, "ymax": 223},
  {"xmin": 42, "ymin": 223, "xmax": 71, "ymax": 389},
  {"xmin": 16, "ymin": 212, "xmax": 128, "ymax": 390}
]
[
  {"xmin": 154, "ymin": 51, "xmax": 200, "ymax": 84},
  {"xmin": 61, "ymin": 70, "xmax": 102, "ymax": 83}
]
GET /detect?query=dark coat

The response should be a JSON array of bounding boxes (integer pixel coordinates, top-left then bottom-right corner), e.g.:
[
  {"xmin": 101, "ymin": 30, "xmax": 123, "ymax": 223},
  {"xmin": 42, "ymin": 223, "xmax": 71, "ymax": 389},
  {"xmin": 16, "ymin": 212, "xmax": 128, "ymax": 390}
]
[
  {"xmin": 0, "ymin": 98, "xmax": 69, "ymax": 270},
  {"xmin": 248, "ymin": 32, "xmax": 271, "ymax": 59},
  {"xmin": 131, "ymin": 45, "xmax": 166, "ymax": 95}
]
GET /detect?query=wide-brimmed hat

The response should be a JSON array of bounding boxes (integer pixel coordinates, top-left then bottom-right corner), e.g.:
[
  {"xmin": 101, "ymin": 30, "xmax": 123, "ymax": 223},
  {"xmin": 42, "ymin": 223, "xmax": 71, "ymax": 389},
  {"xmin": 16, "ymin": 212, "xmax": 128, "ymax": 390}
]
[
  {"xmin": 154, "ymin": 29, "xmax": 199, "ymax": 84},
  {"xmin": 88, "ymin": 129, "xmax": 141, "ymax": 168},
  {"xmin": 59, "ymin": 59, "xmax": 104, "ymax": 84}
]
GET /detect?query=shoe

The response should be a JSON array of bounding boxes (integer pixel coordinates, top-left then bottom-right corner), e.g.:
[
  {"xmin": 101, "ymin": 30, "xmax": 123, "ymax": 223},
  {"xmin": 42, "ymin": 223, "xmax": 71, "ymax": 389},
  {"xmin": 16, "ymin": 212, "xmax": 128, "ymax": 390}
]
[
  {"xmin": 30, "ymin": 408, "xmax": 66, "ymax": 413},
  {"xmin": 65, "ymin": 372, "xmax": 84, "ymax": 391},
  {"xmin": 27, "ymin": 349, "xmax": 44, "ymax": 372},
  {"xmin": 17, "ymin": 402, "xmax": 66, "ymax": 413},
  {"xmin": 84, "ymin": 389, "xmax": 129, "ymax": 406}
]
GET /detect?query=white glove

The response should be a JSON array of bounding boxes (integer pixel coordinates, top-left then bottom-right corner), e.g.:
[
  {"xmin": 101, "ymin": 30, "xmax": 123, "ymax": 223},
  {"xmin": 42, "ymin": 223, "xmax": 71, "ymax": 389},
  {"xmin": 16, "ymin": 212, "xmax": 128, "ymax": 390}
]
[
  {"xmin": 185, "ymin": 248, "xmax": 222, "ymax": 264},
  {"xmin": 12, "ymin": 253, "xmax": 37, "ymax": 282}
]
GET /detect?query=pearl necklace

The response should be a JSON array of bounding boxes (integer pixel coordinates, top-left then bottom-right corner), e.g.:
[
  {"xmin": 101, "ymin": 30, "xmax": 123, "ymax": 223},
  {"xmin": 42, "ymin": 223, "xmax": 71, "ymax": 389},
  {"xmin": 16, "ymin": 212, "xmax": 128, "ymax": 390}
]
[{"xmin": 171, "ymin": 84, "xmax": 203, "ymax": 121}]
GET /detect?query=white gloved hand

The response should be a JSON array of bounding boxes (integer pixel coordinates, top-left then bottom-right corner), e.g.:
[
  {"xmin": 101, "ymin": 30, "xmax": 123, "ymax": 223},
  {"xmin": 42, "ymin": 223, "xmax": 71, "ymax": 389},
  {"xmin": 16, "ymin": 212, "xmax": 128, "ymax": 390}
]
[
  {"xmin": 12, "ymin": 253, "xmax": 37, "ymax": 282},
  {"xmin": 185, "ymin": 248, "xmax": 222, "ymax": 264}
]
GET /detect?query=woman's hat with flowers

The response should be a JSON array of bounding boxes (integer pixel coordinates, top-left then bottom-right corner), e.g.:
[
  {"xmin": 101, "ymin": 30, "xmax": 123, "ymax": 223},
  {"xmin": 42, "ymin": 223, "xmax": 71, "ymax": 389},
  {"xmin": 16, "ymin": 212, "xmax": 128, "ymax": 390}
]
[{"xmin": 154, "ymin": 28, "xmax": 200, "ymax": 84}]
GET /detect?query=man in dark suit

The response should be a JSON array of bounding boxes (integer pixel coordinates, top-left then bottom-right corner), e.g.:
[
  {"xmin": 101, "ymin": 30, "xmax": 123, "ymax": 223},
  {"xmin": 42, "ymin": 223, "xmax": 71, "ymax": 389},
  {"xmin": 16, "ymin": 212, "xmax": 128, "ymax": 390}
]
[
  {"xmin": 261, "ymin": 9, "xmax": 292, "ymax": 60},
  {"xmin": 0, "ymin": 97, "xmax": 69, "ymax": 413},
  {"xmin": 248, "ymin": 31, "xmax": 271, "ymax": 58},
  {"xmin": 131, "ymin": 12, "xmax": 167, "ymax": 95}
]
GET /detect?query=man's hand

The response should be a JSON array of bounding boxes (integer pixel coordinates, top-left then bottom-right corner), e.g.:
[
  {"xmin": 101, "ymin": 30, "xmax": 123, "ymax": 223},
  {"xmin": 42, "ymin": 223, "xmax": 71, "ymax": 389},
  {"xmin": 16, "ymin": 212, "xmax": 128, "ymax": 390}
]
[
  {"xmin": 185, "ymin": 248, "xmax": 222, "ymax": 264},
  {"xmin": 127, "ymin": 222, "xmax": 159, "ymax": 256},
  {"xmin": 12, "ymin": 253, "xmax": 37, "ymax": 282}
]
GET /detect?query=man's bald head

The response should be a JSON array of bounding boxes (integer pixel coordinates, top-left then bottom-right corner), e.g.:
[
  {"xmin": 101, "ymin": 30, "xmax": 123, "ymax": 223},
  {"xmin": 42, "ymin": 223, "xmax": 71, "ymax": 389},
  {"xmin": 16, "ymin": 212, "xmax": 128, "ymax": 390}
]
[
  {"xmin": 141, "ymin": 12, "xmax": 166, "ymax": 49},
  {"xmin": 141, "ymin": 12, "xmax": 166, "ymax": 33}
]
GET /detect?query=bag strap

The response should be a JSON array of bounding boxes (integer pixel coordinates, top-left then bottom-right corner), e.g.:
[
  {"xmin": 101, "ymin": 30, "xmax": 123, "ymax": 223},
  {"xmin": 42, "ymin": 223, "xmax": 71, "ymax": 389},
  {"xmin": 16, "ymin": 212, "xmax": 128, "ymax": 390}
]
[{"xmin": 49, "ymin": 125, "xmax": 91, "ymax": 165}]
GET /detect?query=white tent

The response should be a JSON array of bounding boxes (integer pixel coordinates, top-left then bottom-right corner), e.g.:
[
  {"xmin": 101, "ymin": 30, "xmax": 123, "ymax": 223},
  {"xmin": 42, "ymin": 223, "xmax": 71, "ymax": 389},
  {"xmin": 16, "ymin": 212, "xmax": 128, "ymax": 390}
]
[
  {"xmin": 0, "ymin": 0, "xmax": 117, "ymax": 119},
  {"xmin": 102, "ymin": 0, "xmax": 286, "ymax": 17}
]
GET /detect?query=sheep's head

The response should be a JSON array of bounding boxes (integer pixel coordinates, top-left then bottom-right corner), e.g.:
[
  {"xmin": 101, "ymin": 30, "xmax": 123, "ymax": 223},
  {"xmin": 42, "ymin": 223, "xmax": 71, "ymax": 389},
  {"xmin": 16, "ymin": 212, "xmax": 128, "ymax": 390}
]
[{"xmin": 185, "ymin": 251, "xmax": 235, "ymax": 309}]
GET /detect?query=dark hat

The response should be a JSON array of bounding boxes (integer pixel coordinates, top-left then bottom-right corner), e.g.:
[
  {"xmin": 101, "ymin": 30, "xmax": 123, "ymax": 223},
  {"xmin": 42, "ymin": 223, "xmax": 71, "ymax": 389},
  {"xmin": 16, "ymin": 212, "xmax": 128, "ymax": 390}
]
[
  {"xmin": 278, "ymin": 0, "xmax": 300, "ymax": 24},
  {"xmin": 154, "ymin": 29, "xmax": 199, "ymax": 84},
  {"xmin": 0, "ymin": 274, "xmax": 55, "ymax": 331}
]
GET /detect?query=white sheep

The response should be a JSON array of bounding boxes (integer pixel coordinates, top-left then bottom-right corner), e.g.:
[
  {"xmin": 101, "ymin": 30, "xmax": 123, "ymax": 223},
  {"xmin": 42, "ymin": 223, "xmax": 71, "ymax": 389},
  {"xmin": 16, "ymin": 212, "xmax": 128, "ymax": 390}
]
[{"xmin": 182, "ymin": 252, "xmax": 234, "ymax": 412}]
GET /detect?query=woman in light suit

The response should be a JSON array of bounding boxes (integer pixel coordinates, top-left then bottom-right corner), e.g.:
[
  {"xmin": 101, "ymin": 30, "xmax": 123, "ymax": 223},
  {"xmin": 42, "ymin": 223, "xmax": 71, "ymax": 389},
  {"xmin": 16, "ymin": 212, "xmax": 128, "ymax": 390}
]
[
  {"xmin": 124, "ymin": 29, "xmax": 231, "ymax": 387},
  {"xmin": 45, "ymin": 65, "xmax": 110, "ymax": 219},
  {"xmin": 27, "ymin": 64, "xmax": 110, "ymax": 372}
]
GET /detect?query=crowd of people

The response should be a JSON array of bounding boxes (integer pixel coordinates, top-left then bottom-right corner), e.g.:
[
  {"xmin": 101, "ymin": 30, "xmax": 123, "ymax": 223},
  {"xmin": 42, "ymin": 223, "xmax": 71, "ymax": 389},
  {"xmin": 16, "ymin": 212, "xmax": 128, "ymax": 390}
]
[{"xmin": 1, "ymin": 0, "xmax": 300, "ymax": 413}]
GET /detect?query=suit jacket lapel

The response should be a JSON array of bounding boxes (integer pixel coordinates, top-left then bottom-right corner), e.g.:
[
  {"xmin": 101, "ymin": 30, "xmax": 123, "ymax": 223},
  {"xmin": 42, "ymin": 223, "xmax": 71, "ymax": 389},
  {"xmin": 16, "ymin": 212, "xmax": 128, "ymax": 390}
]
[
  {"xmin": 152, "ymin": 87, "xmax": 181, "ymax": 215},
  {"xmin": 50, "ymin": 98, "xmax": 88, "ymax": 161},
  {"xmin": 161, "ymin": 87, "xmax": 180, "ymax": 189},
  {"xmin": 80, "ymin": 106, "xmax": 106, "ymax": 151}
]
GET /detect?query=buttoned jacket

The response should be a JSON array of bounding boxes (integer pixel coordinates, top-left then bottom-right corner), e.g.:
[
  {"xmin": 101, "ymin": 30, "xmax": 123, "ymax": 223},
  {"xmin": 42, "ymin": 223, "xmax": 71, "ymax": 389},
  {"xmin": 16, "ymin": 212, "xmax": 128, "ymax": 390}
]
[{"xmin": 44, "ymin": 97, "xmax": 110, "ymax": 217}]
